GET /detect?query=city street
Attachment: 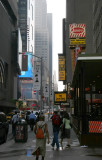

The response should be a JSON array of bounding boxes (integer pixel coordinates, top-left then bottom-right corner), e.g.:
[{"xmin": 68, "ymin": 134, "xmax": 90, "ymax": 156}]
[{"xmin": 0, "ymin": 118, "xmax": 102, "ymax": 160}]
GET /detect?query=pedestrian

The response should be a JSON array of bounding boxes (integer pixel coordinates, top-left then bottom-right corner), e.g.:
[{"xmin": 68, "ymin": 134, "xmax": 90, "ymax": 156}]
[
  {"xmin": 51, "ymin": 111, "xmax": 61, "ymax": 150},
  {"xmin": 29, "ymin": 111, "xmax": 36, "ymax": 130},
  {"xmin": 12, "ymin": 111, "xmax": 20, "ymax": 137},
  {"xmin": 60, "ymin": 112, "xmax": 71, "ymax": 148},
  {"xmin": 33, "ymin": 115, "xmax": 50, "ymax": 160}
]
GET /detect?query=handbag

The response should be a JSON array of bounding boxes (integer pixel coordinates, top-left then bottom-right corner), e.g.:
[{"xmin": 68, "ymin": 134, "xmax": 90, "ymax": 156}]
[{"xmin": 62, "ymin": 119, "xmax": 65, "ymax": 135}]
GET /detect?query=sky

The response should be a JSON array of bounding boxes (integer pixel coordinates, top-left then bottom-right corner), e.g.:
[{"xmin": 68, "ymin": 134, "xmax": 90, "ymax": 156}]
[{"xmin": 46, "ymin": 0, "xmax": 66, "ymax": 91}]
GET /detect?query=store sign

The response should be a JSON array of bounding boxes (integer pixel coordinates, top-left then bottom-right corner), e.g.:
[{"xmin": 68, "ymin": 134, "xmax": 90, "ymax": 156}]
[
  {"xmin": 89, "ymin": 121, "xmax": 102, "ymax": 133},
  {"xmin": 69, "ymin": 24, "xmax": 86, "ymax": 38},
  {"xmin": 58, "ymin": 54, "xmax": 65, "ymax": 81},
  {"xmin": 70, "ymin": 39, "xmax": 85, "ymax": 45},
  {"xmin": 54, "ymin": 92, "xmax": 67, "ymax": 104}
]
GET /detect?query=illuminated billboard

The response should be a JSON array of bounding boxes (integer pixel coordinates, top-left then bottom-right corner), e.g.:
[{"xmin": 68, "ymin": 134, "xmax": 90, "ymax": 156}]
[
  {"xmin": 19, "ymin": 52, "xmax": 33, "ymax": 79},
  {"xmin": 58, "ymin": 54, "xmax": 65, "ymax": 81},
  {"xmin": 54, "ymin": 92, "xmax": 67, "ymax": 104}
]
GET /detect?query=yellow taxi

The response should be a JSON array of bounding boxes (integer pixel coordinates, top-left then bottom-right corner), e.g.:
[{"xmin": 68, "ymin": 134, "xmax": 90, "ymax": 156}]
[{"xmin": 6, "ymin": 112, "xmax": 14, "ymax": 123}]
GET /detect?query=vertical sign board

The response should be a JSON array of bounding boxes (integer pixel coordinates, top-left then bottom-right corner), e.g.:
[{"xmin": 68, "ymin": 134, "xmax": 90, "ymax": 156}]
[
  {"xmin": 54, "ymin": 92, "xmax": 67, "ymax": 104},
  {"xmin": 58, "ymin": 54, "xmax": 65, "ymax": 81}
]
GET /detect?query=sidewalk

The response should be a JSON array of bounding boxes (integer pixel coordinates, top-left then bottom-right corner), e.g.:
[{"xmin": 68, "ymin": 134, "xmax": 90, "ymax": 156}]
[{"xmin": 45, "ymin": 121, "xmax": 102, "ymax": 160}]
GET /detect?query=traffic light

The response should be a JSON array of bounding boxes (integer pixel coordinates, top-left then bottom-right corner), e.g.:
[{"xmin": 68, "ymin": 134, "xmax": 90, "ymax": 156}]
[{"xmin": 22, "ymin": 55, "xmax": 28, "ymax": 71}]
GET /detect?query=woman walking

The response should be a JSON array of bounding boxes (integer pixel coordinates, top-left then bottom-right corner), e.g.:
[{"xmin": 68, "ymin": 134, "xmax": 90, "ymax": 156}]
[
  {"xmin": 33, "ymin": 115, "xmax": 50, "ymax": 160},
  {"xmin": 60, "ymin": 112, "xmax": 71, "ymax": 148}
]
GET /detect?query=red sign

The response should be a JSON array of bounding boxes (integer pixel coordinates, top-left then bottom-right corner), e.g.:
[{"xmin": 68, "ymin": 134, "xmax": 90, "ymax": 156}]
[
  {"xmin": 69, "ymin": 24, "xmax": 86, "ymax": 38},
  {"xmin": 88, "ymin": 99, "xmax": 102, "ymax": 103},
  {"xmin": 89, "ymin": 121, "xmax": 102, "ymax": 133}
]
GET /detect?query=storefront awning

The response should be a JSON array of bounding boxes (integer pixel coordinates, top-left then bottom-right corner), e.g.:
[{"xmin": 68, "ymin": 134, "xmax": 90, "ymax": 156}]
[{"xmin": 72, "ymin": 54, "xmax": 102, "ymax": 92}]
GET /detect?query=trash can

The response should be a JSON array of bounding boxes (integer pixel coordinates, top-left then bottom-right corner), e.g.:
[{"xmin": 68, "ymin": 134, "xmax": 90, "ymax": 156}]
[{"xmin": 15, "ymin": 119, "xmax": 28, "ymax": 142}]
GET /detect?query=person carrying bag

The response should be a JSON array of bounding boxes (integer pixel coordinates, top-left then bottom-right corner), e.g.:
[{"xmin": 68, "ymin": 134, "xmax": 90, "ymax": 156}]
[
  {"xmin": 32, "ymin": 115, "xmax": 50, "ymax": 160},
  {"xmin": 60, "ymin": 112, "xmax": 71, "ymax": 149}
]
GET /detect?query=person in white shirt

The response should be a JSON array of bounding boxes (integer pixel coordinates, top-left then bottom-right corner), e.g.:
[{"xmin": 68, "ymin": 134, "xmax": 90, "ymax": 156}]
[{"xmin": 12, "ymin": 111, "xmax": 20, "ymax": 137}]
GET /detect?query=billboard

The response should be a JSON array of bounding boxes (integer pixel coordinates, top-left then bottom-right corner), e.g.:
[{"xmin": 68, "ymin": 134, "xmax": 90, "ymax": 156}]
[
  {"xmin": 54, "ymin": 92, "xmax": 67, "ymax": 104},
  {"xmin": 19, "ymin": 52, "xmax": 33, "ymax": 79},
  {"xmin": 69, "ymin": 24, "xmax": 86, "ymax": 38},
  {"xmin": 58, "ymin": 54, "xmax": 65, "ymax": 81}
]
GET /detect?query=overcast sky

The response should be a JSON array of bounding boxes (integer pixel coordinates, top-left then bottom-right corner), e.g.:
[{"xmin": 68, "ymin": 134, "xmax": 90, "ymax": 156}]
[{"xmin": 46, "ymin": 0, "xmax": 66, "ymax": 91}]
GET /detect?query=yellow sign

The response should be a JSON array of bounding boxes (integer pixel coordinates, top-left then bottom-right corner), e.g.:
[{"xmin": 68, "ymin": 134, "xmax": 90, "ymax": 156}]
[
  {"xmin": 58, "ymin": 55, "xmax": 65, "ymax": 81},
  {"xmin": 54, "ymin": 92, "xmax": 67, "ymax": 103},
  {"xmin": 70, "ymin": 39, "xmax": 85, "ymax": 45}
]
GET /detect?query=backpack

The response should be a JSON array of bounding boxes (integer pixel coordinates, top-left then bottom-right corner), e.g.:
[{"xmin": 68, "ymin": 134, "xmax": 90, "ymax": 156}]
[
  {"xmin": 36, "ymin": 122, "xmax": 45, "ymax": 139},
  {"xmin": 52, "ymin": 115, "xmax": 60, "ymax": 126}
]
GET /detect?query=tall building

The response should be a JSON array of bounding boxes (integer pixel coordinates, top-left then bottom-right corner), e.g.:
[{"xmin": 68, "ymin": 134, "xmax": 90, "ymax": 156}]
[
  {"xmin": 65, "ymin": 0, "xmax": 94, "ymax": 83},
  {"xmin": 18, "ymin": 0, "xmax": 35, "ymax": 101},
  {"xmin": 93, "ymin": 0, "xmax": 102, "ymax": 53},
  {"xmin": 18, "ymin": 0, "xmax": 34, "ymax": 53},
  {"xmin": 34, "ymin": 0, "xmax": 49, "ymax": 81},
  {"xmin": 0, "ymin": 0, "xmax": 18, "ymax": 113},
  {"xmin": 47, "ymin": 13, "xmax": 53, "ymax": 81}
]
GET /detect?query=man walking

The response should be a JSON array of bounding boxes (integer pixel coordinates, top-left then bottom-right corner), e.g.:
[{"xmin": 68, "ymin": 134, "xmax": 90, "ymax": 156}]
[
  {"xmin": 12, "ymin": 111, "xmax": 20, "ymax": 137},
  {"xmin": 29, "ymin": 111, "xmax": 36, "ymax": 130},
  {"xmin": 51, "ymin": 111, "xmax": 61, "ymax": 150}
]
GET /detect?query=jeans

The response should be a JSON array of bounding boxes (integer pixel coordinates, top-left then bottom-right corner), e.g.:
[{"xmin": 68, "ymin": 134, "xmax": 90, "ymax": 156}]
[{"xmin": 52, "ymin": 126, "xmax": 60, "ymax": 148}]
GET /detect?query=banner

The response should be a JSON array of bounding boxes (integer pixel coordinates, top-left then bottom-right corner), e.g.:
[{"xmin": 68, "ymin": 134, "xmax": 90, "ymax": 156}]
[
  {"xmin": 58, "ymin": 54, "xmax": 65, "ymax": 81},
  {"xmin": 33, "ymin": 62, "xmax": 41, "ymax": 90},
  {"xmin": 44, "ymin": 83, "xmax": 49, "ymax": 98}
]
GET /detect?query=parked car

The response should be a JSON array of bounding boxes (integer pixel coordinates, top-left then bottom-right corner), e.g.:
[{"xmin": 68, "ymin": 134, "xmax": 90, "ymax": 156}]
[{"xmin": 0, "ymin": 112, "xmax": 9, "ymax": 144}]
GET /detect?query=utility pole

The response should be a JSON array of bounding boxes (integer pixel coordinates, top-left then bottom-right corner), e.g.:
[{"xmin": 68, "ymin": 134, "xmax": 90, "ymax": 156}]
[
  {"xmin": 48, "ymin": 75, "xmax": 50, "ymax": 119},
  {"xmin": 40, "ymin": 57, "xmax": 43, "ymax": 113}
]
